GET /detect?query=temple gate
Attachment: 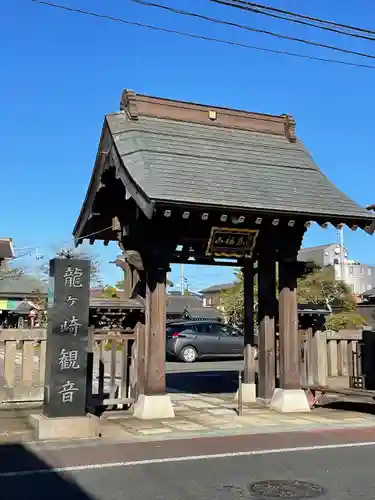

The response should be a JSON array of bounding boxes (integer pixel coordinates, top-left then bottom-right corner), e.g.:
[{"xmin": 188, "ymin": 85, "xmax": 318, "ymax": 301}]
[{"xmin": 73, "ymin": 90, "xmax": 374, "ymax": 419}]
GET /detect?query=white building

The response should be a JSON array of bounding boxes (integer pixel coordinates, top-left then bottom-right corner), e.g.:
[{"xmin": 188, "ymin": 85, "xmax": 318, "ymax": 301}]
[{"xmin": 297, "ymin": 243, "xmax": 375, "ymax": 294}]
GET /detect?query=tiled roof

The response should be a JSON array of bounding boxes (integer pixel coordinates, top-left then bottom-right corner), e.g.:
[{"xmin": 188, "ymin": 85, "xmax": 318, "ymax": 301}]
[
  {"xmin": 199, "ymin": 283, "xmax": 235, "ymax": 294},
  {"xmin": 105, "ymin": 100, "xmax": 373, "ymax": 221},
  {"xmin": 166, "ymin": 295, "xmax": 202, "ymax": 314},
  {"xmin": 0, "ymin": 275, "xmax": 48, "ymax": 296},
  {"xmin": 184, "ymin": 307, "xmax": 224, "ymax": 320},
  {"xmin": 363, "ymin": 287, "xmax": 375, "ymax": 299}
]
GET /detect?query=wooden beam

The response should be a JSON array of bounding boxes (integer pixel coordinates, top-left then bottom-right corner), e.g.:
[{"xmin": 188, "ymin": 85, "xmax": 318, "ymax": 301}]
[
  {"xmin": 257, "ymin": 253, "xmax": 277, "ymax": 399},
  {"xmin": 243, "ymin": 260, "xmax": 256, "ymax": 384},
  {"xmin": 144, "ymin": 265, "xmax": 167, "ymax": 395},
  {"xmin": 278, "ymin": 260, "xmax": 300, "ymax": 389},
  {"xmin": 170, "ymin": 257, "xmax": 238, "ymax": 267}
]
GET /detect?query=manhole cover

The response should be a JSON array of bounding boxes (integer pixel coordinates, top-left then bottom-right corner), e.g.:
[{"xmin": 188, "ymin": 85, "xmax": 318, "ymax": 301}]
[{"xmin": 248, "ymin": 480, "xmax": 326, "ymax": 499}]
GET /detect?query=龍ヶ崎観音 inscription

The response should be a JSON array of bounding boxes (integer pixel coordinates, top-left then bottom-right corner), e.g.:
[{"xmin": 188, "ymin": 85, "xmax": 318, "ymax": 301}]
[{"xmin": 43, "ymin": 258, "xmax": 90, "ymax": 418}]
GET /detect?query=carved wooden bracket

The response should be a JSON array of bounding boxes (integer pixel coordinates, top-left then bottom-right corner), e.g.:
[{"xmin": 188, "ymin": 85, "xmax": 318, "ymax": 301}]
[
  {"xmin": 120, "ymin": 89, "xmax": 139, "ymax": 120},
  {"xmin": 282, "ymin": 114, "xmax": 297, "ymax": 143}
]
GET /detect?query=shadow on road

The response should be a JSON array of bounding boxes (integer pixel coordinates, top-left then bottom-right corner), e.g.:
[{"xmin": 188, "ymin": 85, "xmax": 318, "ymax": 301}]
[
  {"xmin": 166, "ymin": 370, "xmax": 240, "ymax": 394},
  {"xmin": 320, "ymin": 400, "xmax": 375, "ymax": 415},
  {"xmin": 0, "ymin": 443, "xmax": 98, "ymax": 500}
]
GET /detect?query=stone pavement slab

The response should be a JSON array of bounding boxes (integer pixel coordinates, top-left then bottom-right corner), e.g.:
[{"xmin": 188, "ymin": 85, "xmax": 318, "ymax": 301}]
[
  {"xmin": 2, "ymin": 392, "xmax": 375, "ymax": 444},
  {"xmin": 99, "ymin": 392, "xmax": 375, "ymax": 443},
  {"xmin": 0, "ymin": 408, "xmax": 39, "ymax": 443}
]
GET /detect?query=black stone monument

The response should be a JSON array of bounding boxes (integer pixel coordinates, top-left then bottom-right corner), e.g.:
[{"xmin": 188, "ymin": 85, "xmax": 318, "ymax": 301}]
[{"xmin": 43, "ymin": 258, "xmax": 90, "ymax": 418}]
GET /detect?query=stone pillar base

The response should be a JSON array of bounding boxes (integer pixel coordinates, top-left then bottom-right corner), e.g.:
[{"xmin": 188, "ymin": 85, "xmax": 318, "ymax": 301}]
[
  {"xmin": 234, "ymin": 383, "xmax": 256, "ymax": 403},
  {"xmin": 133, "ymin": 394, "xmax": 175, "ymax": 420},
  {"xmin": 29, "ymin": 414, "xmax": 100, "ymax": 441},
  {"xmin": 270, "ymin": 388, "xmax": 310, "ymax": 413}
]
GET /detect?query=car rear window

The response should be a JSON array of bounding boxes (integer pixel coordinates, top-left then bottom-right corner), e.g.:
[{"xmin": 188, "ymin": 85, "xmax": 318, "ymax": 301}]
[{"xmin": 166, "ymin": 325, "xmax": 184, "ymax": 336}]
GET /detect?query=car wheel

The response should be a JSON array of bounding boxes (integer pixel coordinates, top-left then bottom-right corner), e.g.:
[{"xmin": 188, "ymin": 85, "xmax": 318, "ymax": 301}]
[{"xmin": 180, "ymin": 346, "xmax": 198, "ymax": 363}]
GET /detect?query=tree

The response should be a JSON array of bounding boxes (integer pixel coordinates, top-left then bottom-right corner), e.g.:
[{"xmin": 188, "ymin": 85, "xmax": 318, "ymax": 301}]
[
  {"xmin": 297, "ymin": 265, "xmax": 356, "ymax": 312},
  {"xmin": 220, "ymin": 264, "xmax": 359, "ymax": 329},
  {"xmin": 39, "ymin": 247, "xmax": 103, "ymax": 287},
  {"xmin": 220, "ymin": 271, "xmax": 258, "ymax": 328},
  {"xmin": 325, "ymin": 311, "xmax": 367, "ymax": 331},
  {"xmin": 101, "ymin": 285, "xmax": 119, "ymax": 298}
]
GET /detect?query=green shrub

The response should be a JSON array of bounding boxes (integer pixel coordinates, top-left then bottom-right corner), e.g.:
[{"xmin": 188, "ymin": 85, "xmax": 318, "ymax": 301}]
[
  {"xmin": 325, "ymin": 312, "xmax": 367, "ymax": 331},
  {"xmin": 102, "ymin": 340, "xmax": 124, "ymax": 351}
]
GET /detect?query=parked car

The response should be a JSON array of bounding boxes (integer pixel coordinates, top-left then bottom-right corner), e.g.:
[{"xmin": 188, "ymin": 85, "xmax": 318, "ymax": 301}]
[{"xmin": 166, "ymin": 320, "xmax": 258, "ymax": 363}]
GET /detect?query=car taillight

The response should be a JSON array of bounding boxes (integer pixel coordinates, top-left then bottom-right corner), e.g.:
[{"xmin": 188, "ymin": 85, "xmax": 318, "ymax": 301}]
[{"xmin": 172, "ymin": 332, "xmax": 180, "ymax": 338}]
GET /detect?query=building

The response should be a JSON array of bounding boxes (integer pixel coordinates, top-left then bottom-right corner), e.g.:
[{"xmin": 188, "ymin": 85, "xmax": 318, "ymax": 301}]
[
  {"xmin": 183, "ymin": 306, "xmax": 224, "ymax": 322},
  {"xmin": 0, "ymin": 238, "xmax": 14, "ymax": 265},
  {"xmin": 297, "ymin": 243, "xmax": 348, "ymax": 268},
  {"xmin": 0, "ymin": 274, "xmax": 48, "ymax": 328},
  {"xmin": 199, "ymin": 283, "xmax": 235, "ymax": 308},
  {"xmin": 297, "ymin": 243, "xmax": 375, "ymax": 294},
  {"xmin": 345, "ymin": 262, "xmax": 375, "ymax": 295},
  {"xmin": 165, "ymin": 294, "xmax": 203, "ymax": 320}
]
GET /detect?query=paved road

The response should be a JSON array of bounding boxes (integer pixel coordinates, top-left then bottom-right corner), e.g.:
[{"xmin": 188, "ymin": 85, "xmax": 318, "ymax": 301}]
[
  {"xmin": 166, "ymin": 359, "xmax": 244, "ymax": 373},
  {"xmin": 166, "ymin": 360, "xmax": 244, "ymax": 394},
  {"xmin": 2, "ymin": 428, "xmax": 375, "ymax": 499}
]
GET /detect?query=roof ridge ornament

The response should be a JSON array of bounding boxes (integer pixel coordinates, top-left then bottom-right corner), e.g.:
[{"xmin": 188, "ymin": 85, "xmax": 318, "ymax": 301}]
[
  {"xmin": 120, "ymin": 89, "xmax": 139, "ymax": 120},
  {"xmin": 281, "ymin": 114, "xmax": 297, "ymax": 143}
]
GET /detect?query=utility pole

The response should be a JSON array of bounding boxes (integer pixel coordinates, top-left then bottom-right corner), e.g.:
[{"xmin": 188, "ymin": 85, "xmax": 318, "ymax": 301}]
[{"xmin": 180, "ymin": 263, "xmax": 184, "ymax": 295}]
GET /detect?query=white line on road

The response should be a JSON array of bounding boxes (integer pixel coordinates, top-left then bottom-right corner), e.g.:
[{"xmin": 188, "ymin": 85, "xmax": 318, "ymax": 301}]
[{"xmin": 2, "ymin": 440, "xmax": 375, "ymax": 477}]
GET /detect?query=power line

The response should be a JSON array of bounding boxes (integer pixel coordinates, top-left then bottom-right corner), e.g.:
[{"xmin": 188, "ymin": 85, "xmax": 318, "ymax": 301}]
[
  {"xmin": 10, "ymin": 225, "xmax": 115, "ymax": 263},
  {"xmin": 131, "ymin": 0, "xmax": 375, "ymax": 61},
  {"xmin": 211, "ymin": 0, "xmax": 375, "ymax": 41},
  {"xmin": 30, "ymin": 1, "xmax": 375, "ymax": 69}
]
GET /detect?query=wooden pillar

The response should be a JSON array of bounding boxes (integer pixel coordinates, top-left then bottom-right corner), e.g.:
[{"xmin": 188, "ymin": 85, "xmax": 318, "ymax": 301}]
[
  {"xmin": 243, "ymin": 260, "xmax": 256, "ymax": 384},
  {"xmin": 122, "ymin": 261, "xmax": 133, "ymax": 299},
  {"xmin": 144, "ymin": 264, "xmax": 167, "ymax": 395},
  {"xmin": 278, "ymin": 260, "xmax": 300, "ymax": 389},
  {"xmin": 257, "ymin": 253, "xmax": 277, "ymax": 399}
]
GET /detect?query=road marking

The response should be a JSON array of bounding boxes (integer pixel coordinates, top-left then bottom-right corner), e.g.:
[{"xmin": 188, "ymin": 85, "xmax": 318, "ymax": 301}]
[{"xmin": 2, "ymin": 440, "xmax": 375, "ymax": 477}]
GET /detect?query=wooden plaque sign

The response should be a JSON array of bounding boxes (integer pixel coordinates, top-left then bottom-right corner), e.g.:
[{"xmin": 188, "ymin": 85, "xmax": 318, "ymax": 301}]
[{"xmin": 206, "ymin": 227, "xmax": 259, "ymax": 258}]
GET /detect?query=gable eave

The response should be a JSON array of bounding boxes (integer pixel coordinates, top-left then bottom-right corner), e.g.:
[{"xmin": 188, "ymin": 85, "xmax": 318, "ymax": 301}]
[{"xmin": 73, "ymin": 118, "xmax": 154, "ymax": 245}]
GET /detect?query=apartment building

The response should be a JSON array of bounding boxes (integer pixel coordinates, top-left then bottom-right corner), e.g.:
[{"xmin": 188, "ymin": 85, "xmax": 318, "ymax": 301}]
[{"xmin": 297, "ymin": 243, "xmax": 375, "ymax": 294}]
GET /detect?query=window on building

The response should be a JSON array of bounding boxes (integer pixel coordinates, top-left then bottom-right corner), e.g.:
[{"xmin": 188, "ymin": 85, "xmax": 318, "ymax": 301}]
[
  {"xmin": 368, "ymin": 268, "xmax": 372, "ymax": 276},
  {"xmin": 361, "ymin": 267, "xmax": 365, "ymax": 275},
  {"xmin": 368, "ymin": 284, "xmax": 373, "ymax": 290},
  {"xmin": 349, "ymin": 266, "xmax": 353, "ymax": 274}
]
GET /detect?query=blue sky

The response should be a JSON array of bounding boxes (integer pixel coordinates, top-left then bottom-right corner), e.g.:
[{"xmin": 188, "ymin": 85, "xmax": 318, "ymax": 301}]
[{"xmin": 1, "ymin": 0, "xmax": 375, "ymax": 291}]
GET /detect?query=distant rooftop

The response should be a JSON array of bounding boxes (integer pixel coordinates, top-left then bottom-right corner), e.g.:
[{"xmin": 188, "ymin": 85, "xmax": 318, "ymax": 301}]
[
  {"xmin": 0, "ymin": 274, "xmax": 48, "ymax": 297},
  {"xmin": 199, "ymin": 283, "xmax": 235, "ymax": 294},
  {"xmin": 166, "ymin": 294, "xmax": 203, "ymax": 314},
  {"xmin": 0, "ymin": 238, "xmax": 14, "ymax": 260}
]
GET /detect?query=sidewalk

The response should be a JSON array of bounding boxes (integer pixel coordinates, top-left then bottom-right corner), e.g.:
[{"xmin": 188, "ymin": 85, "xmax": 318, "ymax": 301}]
[
  {"xmin": 99, "ymin": 392, "xmax": 375, "ymax": 443},
  {"xmin": 2, "ymin": 392, "xmax": 375, "ymax": 444}
]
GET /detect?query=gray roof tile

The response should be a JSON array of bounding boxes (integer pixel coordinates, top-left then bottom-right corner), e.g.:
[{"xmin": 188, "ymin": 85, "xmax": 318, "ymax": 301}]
[
  {"xmin": 0, "ymin": 275, "xmax": 48, "ymax": 296},
  {"xmin": 106, "ymin": 112, "xmax": 373, "ymax": 220},
  {"xmin": 199, "ymin": 283, "xmax": 235, "ymax": 294},
  {"xmin": 166, "ymin": 295, "xmax": 202, "ymax": 314}
]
